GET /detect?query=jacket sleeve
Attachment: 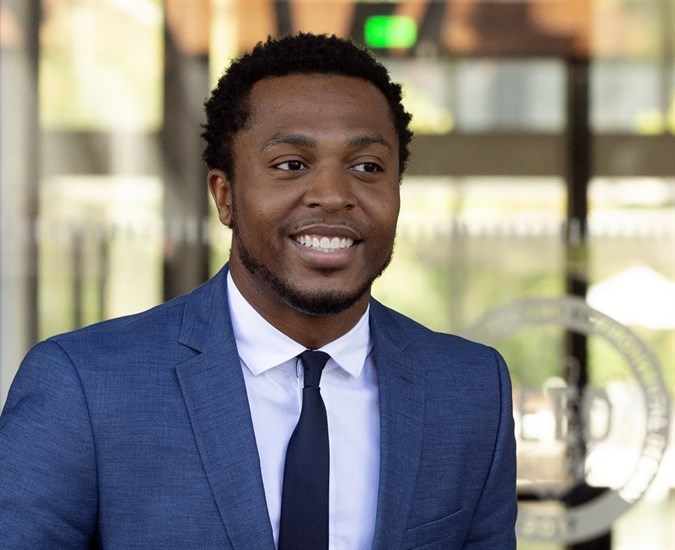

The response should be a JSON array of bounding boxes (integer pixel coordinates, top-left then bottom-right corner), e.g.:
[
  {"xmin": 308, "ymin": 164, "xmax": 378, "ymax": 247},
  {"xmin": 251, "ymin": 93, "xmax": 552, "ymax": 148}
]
[
  {"xmin": 464, "ymin": 349, "xmax": 518, "ymax": 549},
  {"xmin": 0, "ymin": 340, "xmax": 98, "ymax": 548}
]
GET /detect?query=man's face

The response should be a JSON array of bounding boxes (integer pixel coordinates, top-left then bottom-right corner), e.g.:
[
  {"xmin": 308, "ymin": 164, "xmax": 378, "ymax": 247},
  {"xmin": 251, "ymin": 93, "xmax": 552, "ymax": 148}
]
[{"xmin": 209, "ymin": 74, "xmax": 400, "ymax": 317}]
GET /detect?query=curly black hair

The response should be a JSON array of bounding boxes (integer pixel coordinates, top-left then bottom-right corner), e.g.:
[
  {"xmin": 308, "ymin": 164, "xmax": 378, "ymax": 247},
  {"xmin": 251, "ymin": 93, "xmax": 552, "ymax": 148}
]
[{"xmin": 201, "ymin": 33, "xmax": 413, "ymax": 180}]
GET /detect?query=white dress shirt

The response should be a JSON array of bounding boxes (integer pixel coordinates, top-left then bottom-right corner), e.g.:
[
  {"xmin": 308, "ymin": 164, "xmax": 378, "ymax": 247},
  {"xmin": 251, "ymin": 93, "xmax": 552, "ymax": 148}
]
[{"xmin": 227, "ymin": 273, "xmax": 380, "ymax": 550}]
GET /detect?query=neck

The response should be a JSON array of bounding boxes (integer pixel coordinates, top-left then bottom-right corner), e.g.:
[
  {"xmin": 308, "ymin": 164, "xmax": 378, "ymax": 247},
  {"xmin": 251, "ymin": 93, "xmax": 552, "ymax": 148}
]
[{"xmin": 228, "ymin": 262, "xmax": 370, "ymax": 349}]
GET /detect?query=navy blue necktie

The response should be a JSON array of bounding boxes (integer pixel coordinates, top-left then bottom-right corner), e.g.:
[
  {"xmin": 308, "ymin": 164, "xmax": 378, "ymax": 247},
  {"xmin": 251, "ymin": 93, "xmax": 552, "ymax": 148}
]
[{"xmin": 278, "ymin": 350, "xmax": 330, "ymax": 550}]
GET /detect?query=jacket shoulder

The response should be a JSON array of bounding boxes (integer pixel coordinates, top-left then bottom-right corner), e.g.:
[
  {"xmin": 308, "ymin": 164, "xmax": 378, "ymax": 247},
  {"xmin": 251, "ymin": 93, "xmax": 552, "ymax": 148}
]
[
  {"xmin": 45, "ymin": 267, "xmax": 230, "ymax": 360},
  {"xmin": 369, "ymin": 298, "xmax": 497, "ymax": 359},
  {"xmin": 48, "ymin": 293, "xmax": 189, "ymax": 356}
]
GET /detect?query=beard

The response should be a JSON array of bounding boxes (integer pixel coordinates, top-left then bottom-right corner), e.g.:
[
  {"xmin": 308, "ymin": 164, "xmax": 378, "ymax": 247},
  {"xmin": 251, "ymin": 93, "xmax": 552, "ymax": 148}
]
[
  {"xmin": 235, "ymin": 235, "xmax": 392, "ymax": 316},
  {"xmin": 231, "ymin": 223, "xmax": 393, "ymax": 317}
]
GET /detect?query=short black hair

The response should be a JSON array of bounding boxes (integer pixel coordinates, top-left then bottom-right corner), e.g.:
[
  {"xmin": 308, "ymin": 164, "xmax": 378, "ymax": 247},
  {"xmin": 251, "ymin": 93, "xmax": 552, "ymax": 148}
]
[{"xmin": 201, "ymin": 33, "xmax": 413, "ymax": 179}]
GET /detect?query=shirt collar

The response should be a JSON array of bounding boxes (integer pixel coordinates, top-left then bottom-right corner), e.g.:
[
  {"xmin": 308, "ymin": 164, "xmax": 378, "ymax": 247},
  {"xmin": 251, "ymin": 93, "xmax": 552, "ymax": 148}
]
[{"xmin": 227, "ymin": 271, "xmax": 371, "ymax": 379}]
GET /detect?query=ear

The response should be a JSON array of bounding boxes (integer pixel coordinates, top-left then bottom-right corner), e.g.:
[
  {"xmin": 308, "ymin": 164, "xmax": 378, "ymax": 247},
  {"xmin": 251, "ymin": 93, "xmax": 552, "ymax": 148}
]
[{"xmin": 208, "ymin": 169, "xmax": 233, "ymax": 227}]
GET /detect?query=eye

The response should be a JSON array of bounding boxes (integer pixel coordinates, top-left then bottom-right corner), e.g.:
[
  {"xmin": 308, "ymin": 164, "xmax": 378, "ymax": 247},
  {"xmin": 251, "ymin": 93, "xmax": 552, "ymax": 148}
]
[
  {"xmin": 352, "ymin": 162, "xmax": 383, "ymax": 173},
  {"xmin": 275, "ymin": 160, "xmax": 308, "ymax": 171}
]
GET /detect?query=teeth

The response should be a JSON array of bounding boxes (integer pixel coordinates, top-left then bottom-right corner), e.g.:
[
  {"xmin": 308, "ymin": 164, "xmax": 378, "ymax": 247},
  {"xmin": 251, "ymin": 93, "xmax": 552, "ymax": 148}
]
[{"xmin": 296, "ymin": 235, "xmax": 354, "ymax": 252}]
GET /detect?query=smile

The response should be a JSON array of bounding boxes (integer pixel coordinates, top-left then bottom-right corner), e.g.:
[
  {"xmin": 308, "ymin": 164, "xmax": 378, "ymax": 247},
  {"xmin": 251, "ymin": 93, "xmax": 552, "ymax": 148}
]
[{"xmin": 294, "ymin": 235, "xmax": 355, "ymax": 253}]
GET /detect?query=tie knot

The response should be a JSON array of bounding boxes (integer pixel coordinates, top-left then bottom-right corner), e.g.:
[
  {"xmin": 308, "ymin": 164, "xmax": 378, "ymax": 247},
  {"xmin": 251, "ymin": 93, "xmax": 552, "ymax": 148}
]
[{"xmin": 299, "ymin": 350, "xmax": 330, "ymax": 388}]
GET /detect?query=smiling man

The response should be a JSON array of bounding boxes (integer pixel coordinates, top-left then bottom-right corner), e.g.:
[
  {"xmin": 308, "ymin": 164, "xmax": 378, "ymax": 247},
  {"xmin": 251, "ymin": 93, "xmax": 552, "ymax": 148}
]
[
  {"xmin": 0, "ymin": 34, "xmax": 516, "ymax": 549},
  {"xmin": 208, "ymin": 72, "xmax": 400, "ymax": 342}
]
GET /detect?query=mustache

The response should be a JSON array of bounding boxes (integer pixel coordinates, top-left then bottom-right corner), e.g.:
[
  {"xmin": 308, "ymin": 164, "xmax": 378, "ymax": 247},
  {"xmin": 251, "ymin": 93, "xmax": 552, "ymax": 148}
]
[{"xmin": 289, "ymin": 216, "xmax": 363, "ymax": 231}]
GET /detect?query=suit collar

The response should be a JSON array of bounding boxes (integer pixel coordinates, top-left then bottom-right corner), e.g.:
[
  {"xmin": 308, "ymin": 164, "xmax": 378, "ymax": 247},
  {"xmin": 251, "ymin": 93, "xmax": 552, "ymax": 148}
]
[
  {"xmin": 369, "ymin": 300, "xmax": 426, "ymax": 550},
  {"xmin": 178, "ymin": 265, "xmax": 231, "ymax": 353},
  {"xmin": 176, "ymin": 272, "xmax": 426, "ymax": 550},
  {"xmin": 176, "ymin": 265, "xmax": 275, "ymax": 549}
]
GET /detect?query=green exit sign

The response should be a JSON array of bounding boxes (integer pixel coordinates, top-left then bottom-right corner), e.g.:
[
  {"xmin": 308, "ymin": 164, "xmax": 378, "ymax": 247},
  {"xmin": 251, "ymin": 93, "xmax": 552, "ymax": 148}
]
[{"xmin": 364, "ymin": 15, "xmax": 417, "ymax": 49}]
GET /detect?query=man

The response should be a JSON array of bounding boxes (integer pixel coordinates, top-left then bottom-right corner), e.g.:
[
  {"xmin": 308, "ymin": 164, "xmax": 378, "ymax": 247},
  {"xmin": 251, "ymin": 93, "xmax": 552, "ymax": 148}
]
[{"xmin": 0, "ymin": 33, "xmax": 516, "ymax": 549}]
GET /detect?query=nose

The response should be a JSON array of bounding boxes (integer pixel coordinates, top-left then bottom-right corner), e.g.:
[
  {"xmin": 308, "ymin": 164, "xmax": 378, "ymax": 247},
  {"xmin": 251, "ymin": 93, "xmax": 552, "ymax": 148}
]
[{"xmin": 303, "ymin": 166, "xmax": 355, "ymax": 212}]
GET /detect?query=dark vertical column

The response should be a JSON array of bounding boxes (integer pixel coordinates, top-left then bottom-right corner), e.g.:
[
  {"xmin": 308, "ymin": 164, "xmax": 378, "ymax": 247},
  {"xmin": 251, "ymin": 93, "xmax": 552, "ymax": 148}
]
[
  {"xmin": 563, "ymin": 57, "xmax": 611, "ymax": 550},
  {"xmin": 0, "ymin": 0, "xmax": 40, "ymax": 406},
  {"xmin": 73, "ymin": 230, "xmax": 83, "ymax": 328},
  {"xmin": 415, "ymin": 1, "xmax": 446, "ymax": 51},
  {"xmin": 161, "ymin": 6, "xmax": 210, "ymax": 300},
  {"xmin": 565, "ymin": 57, "xmax": 590, "ymax": 247},
  {"xmin": 564, "ymin": 57, "xmax": 590, "ymax": 467},
  {"xmin": 274, "ymin": 0, "xmax": 293, "ymax": 37}
]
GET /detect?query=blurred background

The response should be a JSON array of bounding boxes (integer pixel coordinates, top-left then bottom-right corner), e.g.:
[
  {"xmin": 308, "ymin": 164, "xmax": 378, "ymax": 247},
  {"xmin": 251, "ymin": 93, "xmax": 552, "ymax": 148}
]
[{"xmin": 0, "ymin": 0, "xmax": 673, "ymax": 548}]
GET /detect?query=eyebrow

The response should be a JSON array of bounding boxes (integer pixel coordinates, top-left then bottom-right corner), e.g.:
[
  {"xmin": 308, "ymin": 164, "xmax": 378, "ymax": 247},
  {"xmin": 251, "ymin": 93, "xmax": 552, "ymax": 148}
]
[
  {"xmin": 262, "ymin": 133, "xmax": 393, "ymax": 152},
  {"xmin": 263, "ymin": 134, "xmax": 316, "ymax": 150},
  {"xmin": 347, "ymin": 134, "xmax": 393, "ymax": 151}
]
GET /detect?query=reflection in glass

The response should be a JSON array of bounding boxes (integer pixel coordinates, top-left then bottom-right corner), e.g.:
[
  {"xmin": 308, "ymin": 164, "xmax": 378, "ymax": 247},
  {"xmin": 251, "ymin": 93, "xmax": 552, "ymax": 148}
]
[{"xmin": 38, "ymin": 175, "xmax": 163, "ymax": 339}]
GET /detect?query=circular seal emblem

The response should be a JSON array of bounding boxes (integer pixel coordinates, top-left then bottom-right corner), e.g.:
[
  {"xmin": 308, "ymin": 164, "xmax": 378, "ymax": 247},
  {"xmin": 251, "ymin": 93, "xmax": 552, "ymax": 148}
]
[{"xmin": 467, "ymin": 296, "xmax": 670, "ymax": 544}]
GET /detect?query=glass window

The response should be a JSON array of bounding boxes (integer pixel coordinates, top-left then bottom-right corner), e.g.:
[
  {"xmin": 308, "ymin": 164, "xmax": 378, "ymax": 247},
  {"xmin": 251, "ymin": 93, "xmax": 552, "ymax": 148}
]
[
  {"xmin": 40, "ymin": 0, "xmax": 163, "ymax": 131},
  {"xmin": 373, "ymin": 176, "xmax": 567, "ymax": 334},
  {"xmin": 385, "ymin": 58, "xmax": 566, "ymax": 134},
  {"xmin": 592, "ymin": 61, "xmax": 670, "ymax": 133},
  {"xmin": 586, "ymin": 176, "xmax": 674, "ymax": 549},
  {"xmin": 38, "ymin": 175, "xmax": 163, "ymax": 338},
  {"xmin": 590, "ymin": 0, "xmax": 673, "ymax": 134},
  {"xmin": 455, "ymin": 59, "xmax": 565, "ymax": 132}
]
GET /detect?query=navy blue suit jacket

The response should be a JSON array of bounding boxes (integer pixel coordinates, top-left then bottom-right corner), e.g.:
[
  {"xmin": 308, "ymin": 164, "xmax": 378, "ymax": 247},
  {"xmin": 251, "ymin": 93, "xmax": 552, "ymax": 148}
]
[{"xmin": 0, "ymin": 266, "xmax": 517, "ymax": 549}]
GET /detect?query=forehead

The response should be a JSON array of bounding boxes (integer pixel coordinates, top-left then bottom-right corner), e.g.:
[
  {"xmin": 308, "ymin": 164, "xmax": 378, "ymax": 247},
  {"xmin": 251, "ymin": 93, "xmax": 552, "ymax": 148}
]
[{"xmin": 244, "ymin": 74, "xmax": 396, "ymax": 138}]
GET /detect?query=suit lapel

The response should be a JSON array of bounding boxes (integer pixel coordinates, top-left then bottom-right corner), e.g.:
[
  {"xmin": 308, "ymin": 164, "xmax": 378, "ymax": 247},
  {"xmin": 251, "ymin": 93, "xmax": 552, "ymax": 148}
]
[
  {"xmin": 175, "ymin": 267, "xmax": 275, "ymax": 550},
  {"xmin": 370, "ymin": 302, "xmax": 426, "ymax": 550},
  {"xmin": 173, "ymin": 274, "xmax": 425, "ymax": 549}
]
